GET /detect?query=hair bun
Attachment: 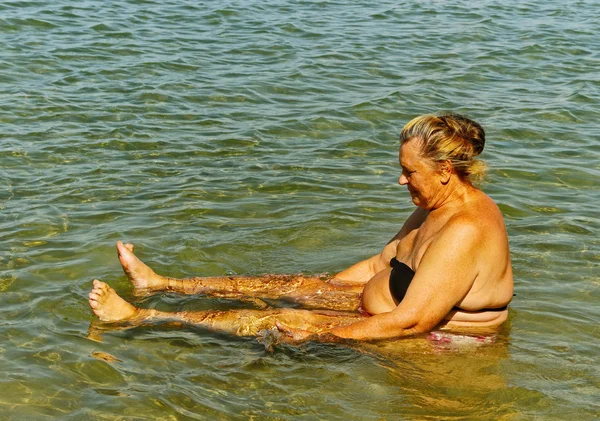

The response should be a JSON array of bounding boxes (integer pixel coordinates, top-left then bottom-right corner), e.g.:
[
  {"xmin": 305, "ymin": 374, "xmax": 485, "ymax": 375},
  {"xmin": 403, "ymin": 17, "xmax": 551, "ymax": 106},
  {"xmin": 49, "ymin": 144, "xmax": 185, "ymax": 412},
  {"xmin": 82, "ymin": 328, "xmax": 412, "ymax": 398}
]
[{"xmin": 439, "ymin": 114, "xmax": 486, "ymax": 157}]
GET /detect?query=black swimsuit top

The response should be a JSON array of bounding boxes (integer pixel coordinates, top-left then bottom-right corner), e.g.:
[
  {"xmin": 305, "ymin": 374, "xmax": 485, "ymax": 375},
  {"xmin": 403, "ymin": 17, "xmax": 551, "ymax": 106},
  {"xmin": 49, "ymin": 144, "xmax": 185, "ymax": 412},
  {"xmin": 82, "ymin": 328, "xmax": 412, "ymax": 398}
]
[
  {"xmin": 389, "ymin": 257, "xmax": 415, "ymax": 304},
  {"xmin": 388, "ymin": 257, "xmax": 509, "ymax": 311}
]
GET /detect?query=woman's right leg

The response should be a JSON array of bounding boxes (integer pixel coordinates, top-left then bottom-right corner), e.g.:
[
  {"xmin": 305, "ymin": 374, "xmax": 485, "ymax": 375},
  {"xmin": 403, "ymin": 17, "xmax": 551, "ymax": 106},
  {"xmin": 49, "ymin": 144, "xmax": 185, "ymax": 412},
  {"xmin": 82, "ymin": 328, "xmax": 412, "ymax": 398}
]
[{"xmin": 116, "ymin": 241, "xmax": 363, "ymax": 311}]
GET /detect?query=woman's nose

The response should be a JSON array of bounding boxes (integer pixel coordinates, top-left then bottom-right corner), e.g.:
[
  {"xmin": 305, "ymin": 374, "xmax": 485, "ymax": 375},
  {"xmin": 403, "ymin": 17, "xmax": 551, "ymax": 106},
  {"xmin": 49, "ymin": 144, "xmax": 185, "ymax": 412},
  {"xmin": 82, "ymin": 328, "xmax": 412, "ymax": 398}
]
[{"xmin": 399, "ymin": 174, "xmax": 408, "ymax": 185}]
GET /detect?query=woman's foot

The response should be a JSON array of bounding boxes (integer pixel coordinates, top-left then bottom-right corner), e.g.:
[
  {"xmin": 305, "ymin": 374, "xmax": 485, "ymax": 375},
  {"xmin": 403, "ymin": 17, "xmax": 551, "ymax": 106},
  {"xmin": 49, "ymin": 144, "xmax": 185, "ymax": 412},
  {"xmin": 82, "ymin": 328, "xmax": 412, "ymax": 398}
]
[
  {"xmin": 88, "ymin": 280, "xmax": 139, "ymax": 322},
  {"xmin": 116, "ymin": 241, "xmax": 167, "ymax": 291}
]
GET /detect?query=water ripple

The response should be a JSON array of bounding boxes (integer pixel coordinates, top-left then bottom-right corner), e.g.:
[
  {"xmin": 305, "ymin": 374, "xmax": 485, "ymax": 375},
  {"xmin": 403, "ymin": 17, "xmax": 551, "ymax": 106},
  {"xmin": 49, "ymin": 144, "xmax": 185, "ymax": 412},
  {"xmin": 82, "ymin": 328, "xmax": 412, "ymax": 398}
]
[{"xmin": 1, "ymin": 0, "xmax": 600, "ymax": 419}]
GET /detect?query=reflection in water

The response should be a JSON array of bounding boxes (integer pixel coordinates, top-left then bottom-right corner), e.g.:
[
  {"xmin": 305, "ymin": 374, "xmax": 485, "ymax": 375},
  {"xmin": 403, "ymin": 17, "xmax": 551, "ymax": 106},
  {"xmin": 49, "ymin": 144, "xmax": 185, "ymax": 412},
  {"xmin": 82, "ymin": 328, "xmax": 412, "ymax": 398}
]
[
  {"xmin": 86, "ymin": 314, "xmax": 517, "ymax": 419},
  {"xmin": 87, "ymin": 295, "xmax": 516, "ymax": 418},
  {"xmin": 361, "ymin": 321, "xmax": 516, "ymax": 419}
]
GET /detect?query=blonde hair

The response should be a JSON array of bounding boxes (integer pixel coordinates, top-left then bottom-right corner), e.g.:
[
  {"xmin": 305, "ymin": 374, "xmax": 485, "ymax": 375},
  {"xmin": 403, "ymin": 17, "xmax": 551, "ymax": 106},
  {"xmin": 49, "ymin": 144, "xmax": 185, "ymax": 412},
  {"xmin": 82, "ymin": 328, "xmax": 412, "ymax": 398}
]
[{"xmin": 400, "ymin": 113, "xmax": 488, "ymax": 182}]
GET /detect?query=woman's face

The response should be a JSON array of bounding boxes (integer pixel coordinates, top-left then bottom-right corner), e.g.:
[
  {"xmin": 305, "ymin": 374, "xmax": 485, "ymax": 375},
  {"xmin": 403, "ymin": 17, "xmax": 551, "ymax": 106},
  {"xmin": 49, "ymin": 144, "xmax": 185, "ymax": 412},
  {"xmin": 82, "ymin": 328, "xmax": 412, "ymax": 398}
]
[{"xmin": 398, "ymin": 140, "xmax": 443, "ymax": 209}]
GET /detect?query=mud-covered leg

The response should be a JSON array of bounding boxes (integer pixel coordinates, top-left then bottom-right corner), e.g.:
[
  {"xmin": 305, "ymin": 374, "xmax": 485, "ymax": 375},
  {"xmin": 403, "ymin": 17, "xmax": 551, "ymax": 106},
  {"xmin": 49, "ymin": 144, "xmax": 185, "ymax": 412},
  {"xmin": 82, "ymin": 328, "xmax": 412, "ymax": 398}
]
[
  {"xmin": 116, "ymin": 241, "xmax": 363, "ymax": 310},
  {"xmin": 88, "ymin": 280, "xmax": 366, "ymax": 336}
]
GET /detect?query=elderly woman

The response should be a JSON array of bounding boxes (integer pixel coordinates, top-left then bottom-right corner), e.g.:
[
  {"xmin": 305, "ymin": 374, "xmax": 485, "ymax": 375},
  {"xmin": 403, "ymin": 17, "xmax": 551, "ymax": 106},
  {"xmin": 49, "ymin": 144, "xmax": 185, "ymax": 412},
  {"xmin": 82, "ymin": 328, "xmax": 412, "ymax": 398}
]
[{"xmin": 89, "ymin": 113, "xmax": 513, "ymax": 342}]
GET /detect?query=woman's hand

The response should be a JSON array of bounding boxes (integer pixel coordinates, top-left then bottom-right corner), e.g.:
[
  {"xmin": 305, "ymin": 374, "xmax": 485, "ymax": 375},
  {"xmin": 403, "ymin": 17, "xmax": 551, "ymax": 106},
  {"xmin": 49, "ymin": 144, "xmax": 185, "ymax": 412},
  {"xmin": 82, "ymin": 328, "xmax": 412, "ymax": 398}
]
[{"xmin": 275, "ymin": 321, "xmax": 315, "ymax": 344}]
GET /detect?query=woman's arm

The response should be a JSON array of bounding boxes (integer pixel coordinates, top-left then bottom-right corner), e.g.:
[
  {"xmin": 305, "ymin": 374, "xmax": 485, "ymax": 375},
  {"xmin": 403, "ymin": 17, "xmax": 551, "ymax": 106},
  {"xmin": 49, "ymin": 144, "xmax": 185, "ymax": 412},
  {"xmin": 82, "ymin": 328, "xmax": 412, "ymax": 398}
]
[
  {"xmin": 280, "ymin": 218, "xmax": 483, "ymax": 342},
  {"xmin": 332, "ymin": 218, "xmax": 482, "ymax": 340}
]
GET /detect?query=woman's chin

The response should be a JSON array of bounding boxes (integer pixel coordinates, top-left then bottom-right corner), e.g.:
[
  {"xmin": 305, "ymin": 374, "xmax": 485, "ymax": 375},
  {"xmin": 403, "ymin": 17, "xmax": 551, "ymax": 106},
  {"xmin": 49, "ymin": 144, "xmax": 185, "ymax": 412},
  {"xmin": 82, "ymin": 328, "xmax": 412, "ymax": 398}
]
[{"xmin": 410, "ymin": 196, "xmax": 430, "ymax": 209}]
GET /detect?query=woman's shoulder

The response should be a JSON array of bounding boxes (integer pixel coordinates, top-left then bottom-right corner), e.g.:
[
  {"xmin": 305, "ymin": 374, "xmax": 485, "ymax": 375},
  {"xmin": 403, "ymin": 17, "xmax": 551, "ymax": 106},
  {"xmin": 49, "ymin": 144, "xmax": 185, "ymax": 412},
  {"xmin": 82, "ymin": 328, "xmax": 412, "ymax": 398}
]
[
  {"xmin": 475, "ymin": 190, "xmax": 506, "ymax": 223},
  {"xmin": 448, "ymin": 191, "xmax": 507, "ymax": 236}
]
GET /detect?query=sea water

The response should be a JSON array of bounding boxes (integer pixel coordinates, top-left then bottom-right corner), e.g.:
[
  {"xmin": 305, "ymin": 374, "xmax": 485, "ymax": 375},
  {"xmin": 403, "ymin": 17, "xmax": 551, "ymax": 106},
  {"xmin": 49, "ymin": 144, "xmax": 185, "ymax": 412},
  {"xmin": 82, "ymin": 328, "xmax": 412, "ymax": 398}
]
[{"xmin": 1, "ymin": 1, "xmax": 599, "ymax": 419}]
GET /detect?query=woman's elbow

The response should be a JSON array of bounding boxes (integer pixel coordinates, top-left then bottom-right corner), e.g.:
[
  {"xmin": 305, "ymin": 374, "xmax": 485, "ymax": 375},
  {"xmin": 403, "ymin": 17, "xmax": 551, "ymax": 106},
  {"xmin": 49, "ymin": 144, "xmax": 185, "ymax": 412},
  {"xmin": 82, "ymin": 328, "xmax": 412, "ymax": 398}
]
[
  {"xmin": 408, "ymin": 316, "xmax": 440, "ymax": 335},
  {"xmin": 411, "ymin": 322, "xmax": 434, "ymax": 335},
  {"xmin": 385, "ymin": 318, "xmax": 428, "ymax": 338},
  {"xmin": 387, "ymin": 307, "xmax": 442, "ymax": 337}
]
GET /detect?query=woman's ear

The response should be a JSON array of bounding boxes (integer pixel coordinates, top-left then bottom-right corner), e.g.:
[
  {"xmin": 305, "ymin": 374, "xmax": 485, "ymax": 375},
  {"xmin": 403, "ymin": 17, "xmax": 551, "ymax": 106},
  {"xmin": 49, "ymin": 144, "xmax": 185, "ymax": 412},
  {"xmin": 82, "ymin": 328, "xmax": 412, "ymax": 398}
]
[{"xmin": 439, "ymin": 160, "xmax": 452, "ymax": 184}]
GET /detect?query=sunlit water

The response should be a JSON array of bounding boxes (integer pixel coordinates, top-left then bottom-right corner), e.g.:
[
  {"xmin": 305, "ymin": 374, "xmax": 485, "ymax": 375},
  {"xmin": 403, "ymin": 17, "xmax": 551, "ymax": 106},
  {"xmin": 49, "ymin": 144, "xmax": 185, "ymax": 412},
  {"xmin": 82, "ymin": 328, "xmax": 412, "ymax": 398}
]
[{"xmin": 1, "ymin": 1, "xmax": 599, "ymax": 419}]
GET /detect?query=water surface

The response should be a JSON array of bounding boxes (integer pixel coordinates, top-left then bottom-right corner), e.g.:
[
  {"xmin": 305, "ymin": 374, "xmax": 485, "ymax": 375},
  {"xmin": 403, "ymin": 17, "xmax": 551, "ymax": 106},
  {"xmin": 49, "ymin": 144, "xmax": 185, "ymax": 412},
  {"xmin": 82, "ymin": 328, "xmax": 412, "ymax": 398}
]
[{"xmin": 1, "ymin": 1, "xmax": 599, "ymax": 419}]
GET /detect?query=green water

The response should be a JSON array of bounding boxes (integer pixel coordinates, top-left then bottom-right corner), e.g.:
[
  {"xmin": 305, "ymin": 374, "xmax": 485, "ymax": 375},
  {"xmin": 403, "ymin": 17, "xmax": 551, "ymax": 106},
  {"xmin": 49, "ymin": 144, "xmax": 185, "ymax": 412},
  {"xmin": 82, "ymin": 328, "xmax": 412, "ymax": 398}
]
[{"xmin": 1, "ymin": 1, "xmax": 599, "ymax": 419}]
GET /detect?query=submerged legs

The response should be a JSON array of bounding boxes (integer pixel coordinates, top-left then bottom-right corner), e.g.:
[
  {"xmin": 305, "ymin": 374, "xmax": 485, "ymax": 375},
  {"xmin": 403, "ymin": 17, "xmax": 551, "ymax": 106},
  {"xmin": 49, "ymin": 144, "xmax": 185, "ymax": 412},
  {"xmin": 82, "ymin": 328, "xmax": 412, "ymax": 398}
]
[
  {"xmin": 88, "ymin": 242, "xmax": 368, "ymax": 340},
  {"xmin": 88, "ymin": 280, "xmax": 366, "ymax": 337}
]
